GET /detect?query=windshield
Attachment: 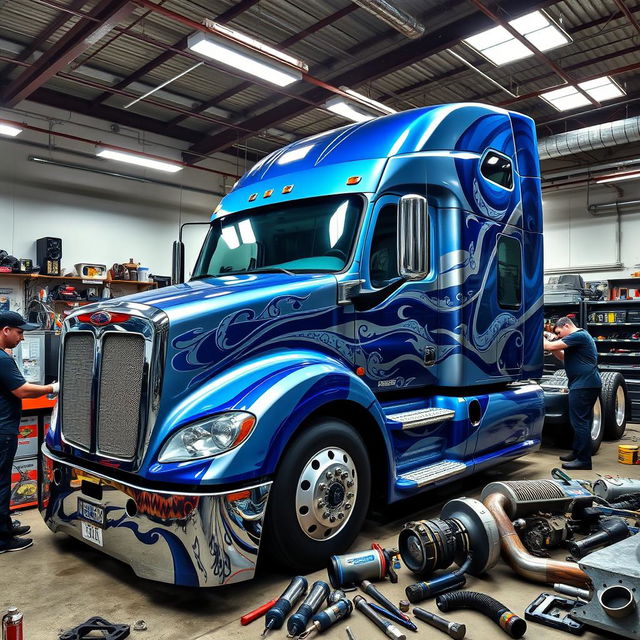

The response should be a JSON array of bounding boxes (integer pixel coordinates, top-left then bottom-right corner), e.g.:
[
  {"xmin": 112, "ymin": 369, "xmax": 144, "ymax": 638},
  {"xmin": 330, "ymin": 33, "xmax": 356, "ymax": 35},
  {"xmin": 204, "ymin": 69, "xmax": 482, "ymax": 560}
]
[{"xmin": 192, "ymin": 195, "xmax": 363, "ymax": 278}]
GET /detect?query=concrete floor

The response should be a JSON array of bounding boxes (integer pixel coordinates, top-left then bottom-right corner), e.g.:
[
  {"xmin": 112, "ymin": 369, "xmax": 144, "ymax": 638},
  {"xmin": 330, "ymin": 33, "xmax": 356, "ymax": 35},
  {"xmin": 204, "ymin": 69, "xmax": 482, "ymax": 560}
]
[{"xmin": 3, "ymin": 427, "xmax": 640, "ymax": 640}]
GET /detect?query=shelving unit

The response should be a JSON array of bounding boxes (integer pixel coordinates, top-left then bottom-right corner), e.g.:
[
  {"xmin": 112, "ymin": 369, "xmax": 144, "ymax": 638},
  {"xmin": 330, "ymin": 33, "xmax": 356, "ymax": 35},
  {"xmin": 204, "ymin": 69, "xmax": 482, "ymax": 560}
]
[{"xmin": 543, "ymin": 300, "xmax": 586, "ymax": 374}]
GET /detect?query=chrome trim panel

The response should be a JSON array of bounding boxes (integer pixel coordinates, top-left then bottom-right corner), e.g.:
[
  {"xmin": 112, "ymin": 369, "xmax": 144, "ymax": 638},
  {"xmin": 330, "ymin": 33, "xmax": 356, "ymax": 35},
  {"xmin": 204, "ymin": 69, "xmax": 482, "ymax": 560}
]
[{"xmin": 41, "ymin": 448, "xmax": 272, "ymax": 586}]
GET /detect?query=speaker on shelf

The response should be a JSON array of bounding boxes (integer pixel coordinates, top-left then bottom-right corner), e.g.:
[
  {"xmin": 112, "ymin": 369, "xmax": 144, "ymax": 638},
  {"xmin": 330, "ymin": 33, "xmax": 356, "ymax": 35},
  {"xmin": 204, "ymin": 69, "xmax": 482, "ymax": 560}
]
[{"xmin": 36, "ymin": 237, "xmax": 62, "ymax": 276}]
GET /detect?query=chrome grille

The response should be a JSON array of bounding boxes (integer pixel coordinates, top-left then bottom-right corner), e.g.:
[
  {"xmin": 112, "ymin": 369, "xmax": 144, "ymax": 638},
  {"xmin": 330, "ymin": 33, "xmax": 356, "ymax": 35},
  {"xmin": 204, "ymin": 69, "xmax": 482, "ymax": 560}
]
[
  {"xmin": 97, "ymin": 333, "xmax": 145, "ymax": 459},
  {"xmin": 61, "ymin": 333, "xmax": 95, "ymax": 450}
]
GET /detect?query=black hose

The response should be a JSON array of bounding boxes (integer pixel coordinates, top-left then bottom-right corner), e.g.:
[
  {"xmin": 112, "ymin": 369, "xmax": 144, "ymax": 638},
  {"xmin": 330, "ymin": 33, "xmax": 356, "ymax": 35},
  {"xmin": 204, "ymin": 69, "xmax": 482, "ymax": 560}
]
[{"xmin": 436, "ymin": 591, "xmax": 526, "ymax": 638}]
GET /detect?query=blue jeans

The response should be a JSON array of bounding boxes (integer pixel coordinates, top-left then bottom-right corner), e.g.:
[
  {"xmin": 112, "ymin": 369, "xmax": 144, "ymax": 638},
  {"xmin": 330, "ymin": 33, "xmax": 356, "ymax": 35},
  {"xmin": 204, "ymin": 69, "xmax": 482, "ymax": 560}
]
[
  {"xmin": 568, "ymin": 387, "xmax": 600, "ymax": 465},
  {"xmin": 0, "ymin": 433, "xmax": 18, "ymax": 542}
]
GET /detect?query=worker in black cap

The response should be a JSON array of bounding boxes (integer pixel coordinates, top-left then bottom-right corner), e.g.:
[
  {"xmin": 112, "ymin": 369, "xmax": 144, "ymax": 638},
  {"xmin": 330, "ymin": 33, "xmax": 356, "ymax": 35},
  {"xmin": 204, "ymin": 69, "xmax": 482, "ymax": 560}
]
[{"xmin": 0, "ymin": 311, "xmax": 58, "ymax": 553}]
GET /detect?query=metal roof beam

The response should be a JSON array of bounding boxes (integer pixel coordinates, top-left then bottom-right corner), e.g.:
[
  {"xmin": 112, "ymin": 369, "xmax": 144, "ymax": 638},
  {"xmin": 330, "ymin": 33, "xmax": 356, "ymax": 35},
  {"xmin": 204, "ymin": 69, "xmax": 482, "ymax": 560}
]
[
  {"xmin": 1, "ymin": 0, "xmax": 136, "ymax": 107},
  {"xmin": 184, "ymin": 0, "xmax": 557, "ymax": 161}
]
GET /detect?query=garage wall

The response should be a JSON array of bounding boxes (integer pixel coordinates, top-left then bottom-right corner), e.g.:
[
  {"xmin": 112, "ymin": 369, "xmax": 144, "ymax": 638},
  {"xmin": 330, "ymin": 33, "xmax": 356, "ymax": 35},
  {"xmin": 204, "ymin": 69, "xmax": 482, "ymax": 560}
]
[
  {"xmin": 0, "ymin": 102, "xmax": 249, "ymax": 279},
  {"xmin": 543, "ymin": 180, "xmax": 640, "ymax": 281}
]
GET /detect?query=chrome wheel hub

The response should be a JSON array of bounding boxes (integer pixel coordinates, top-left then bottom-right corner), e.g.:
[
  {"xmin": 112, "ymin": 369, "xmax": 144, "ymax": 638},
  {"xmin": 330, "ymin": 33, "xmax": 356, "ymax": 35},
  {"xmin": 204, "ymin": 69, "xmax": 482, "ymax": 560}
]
[
  {"xmin": 615, "ymin": 386, "xmax": 626, "ymax": 427},
  {"xmin": 591, "ymin": 397, "xmax": 602, "ymax": 440},
  {"xmin": 295, "ymin": 447, "xmax": 357, "ymax": 541}
]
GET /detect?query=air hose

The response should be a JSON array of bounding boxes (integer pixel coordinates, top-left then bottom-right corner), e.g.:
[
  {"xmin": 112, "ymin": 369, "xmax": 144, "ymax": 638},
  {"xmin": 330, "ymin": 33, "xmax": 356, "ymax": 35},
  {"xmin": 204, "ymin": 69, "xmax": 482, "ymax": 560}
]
[{"xmin": 436, "ymin": 591, "xmax": 527, "ymax": 638}]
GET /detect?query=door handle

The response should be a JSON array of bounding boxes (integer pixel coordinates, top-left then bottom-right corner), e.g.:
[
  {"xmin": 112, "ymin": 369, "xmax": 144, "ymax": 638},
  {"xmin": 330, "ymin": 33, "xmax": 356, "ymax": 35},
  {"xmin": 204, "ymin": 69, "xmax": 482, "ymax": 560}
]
[{"xmin": 424, "ymin": 346, "xmax": 436, "ymax": 366}]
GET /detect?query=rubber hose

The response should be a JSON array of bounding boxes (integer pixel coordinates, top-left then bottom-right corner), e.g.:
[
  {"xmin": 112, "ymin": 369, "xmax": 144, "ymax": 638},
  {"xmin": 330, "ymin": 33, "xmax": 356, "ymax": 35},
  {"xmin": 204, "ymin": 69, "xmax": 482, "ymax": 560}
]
[{"xmin": 436, "ymin": 591, "xmax": 526, "ymax": 638}]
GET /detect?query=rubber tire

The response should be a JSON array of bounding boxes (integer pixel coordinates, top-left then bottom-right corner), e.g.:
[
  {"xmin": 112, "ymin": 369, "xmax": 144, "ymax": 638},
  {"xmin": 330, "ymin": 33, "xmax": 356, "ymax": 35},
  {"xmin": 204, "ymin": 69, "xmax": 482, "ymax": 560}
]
[
  {"xmin": 600, "ymin": 371, "xmax": 628, "ymax": 440},
  {"xmin": 263, "ymin": 418, "xmax": 371, "ymax": 572},
  {"xmin": 591, "ymin": 396, "xmax": 604, "ymax": 455}
]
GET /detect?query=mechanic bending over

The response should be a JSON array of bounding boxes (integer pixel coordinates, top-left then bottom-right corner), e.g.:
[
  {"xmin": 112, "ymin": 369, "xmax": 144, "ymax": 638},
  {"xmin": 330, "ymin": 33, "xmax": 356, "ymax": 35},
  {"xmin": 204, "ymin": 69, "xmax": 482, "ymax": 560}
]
[{"xmin": 543, "ymin": 316, "xmax": 602, "ymax": 471}]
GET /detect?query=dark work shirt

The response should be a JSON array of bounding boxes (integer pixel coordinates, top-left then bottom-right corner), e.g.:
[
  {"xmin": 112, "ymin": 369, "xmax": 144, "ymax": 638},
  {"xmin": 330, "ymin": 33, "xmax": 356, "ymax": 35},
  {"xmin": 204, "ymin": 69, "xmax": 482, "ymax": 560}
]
[
  {"xmin": 562, "ymin": 329, "xmax": 602, "ymax": 389},
  {"xmin": 0, "ymin": 349, "xmax": 26, "ymax": 435}
]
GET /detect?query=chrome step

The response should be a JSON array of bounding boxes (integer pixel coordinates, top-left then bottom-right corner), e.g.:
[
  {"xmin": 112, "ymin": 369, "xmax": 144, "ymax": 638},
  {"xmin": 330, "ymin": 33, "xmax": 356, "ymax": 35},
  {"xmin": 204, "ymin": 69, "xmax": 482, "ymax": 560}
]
[
  {"xmin": 386, "ymin": 407, "xmax": 455, "ymax": 430},
  {"xmin": 396, "ymin": 460, "xmax": 467, "ymax": 491}
]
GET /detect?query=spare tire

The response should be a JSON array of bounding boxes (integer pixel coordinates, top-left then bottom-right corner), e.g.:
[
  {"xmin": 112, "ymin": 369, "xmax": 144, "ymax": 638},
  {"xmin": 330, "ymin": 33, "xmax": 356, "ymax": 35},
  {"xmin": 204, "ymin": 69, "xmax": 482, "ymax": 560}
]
[{"xmin": 600, "ymin": 371, "xmax": 628, "ymax": 440}]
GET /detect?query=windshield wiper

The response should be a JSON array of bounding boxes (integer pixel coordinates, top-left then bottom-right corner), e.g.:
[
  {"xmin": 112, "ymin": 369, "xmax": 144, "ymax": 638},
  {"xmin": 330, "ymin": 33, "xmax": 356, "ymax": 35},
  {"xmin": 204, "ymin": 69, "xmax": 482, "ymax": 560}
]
[
  {"xmin": 244, "ymin": 267, "xmax": 295, "ymax": 276},
  {"xmin": 191, "ymin": 267, "xmax": 295, "ymax": 280}
]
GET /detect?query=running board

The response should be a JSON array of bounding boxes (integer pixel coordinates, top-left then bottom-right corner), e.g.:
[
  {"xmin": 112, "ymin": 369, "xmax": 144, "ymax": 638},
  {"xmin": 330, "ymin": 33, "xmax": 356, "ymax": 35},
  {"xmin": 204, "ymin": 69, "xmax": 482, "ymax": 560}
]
[
  {"xmin": 386, "ymin": 408, "xmax": 455, "ymax": 430},
  {"xmin": 396, "ymin": 460, "xmax": 467, "ymax": 491}
]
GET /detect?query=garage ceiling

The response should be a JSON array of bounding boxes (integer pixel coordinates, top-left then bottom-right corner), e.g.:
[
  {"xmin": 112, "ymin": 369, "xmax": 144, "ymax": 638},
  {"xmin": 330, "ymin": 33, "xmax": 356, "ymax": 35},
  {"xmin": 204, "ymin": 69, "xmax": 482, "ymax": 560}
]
[{"xmin": 0, "ymin": 0, "xmax": 639, "ymax": 167}]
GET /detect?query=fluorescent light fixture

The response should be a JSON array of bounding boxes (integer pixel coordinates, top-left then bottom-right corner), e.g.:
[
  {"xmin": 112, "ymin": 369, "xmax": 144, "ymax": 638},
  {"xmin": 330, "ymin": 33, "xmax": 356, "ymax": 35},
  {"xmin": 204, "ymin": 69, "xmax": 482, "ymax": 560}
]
[
  {"xmin": 541, "ymin": 76, "xmax": 625, "ymax": 111},
  {"xmin": 277, "ymin": 144, "xmax": 313, "ymax": 165},
  {"xmin": 324, "ymin": 89, "xmax": 395, "ymax": 123},
  {"xmin": 188, "ymin": 23, "xmax": 306, "ymax": 87},
  {"xmin": 464, "ymin": 10, "xmax": 570, "ymax": 66},
  {"xmin": 0, "ymin": 123, "xmax": 22, "ymax": 137},
  {"xmin": 96, "ymin": 148, "xmax": 182, "ymax": 173},
  {"xmin": 339, "ymin": 87, "xmax": 397, "ymax": 116},
  {"xmin": 595, "ymin": 170, "xmax": 640, "ymax": 184}
]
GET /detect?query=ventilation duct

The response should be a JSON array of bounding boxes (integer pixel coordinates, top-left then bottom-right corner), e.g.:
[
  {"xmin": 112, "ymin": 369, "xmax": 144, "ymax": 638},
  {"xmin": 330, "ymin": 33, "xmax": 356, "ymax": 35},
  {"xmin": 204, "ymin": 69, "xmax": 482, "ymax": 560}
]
[
  {"xmin": 352, "ymin": 0, "xmax": 425, "ymax": 38},
  {"xmin": 538, "ymin": 116, "xmax": 640, "ymax": 160}
]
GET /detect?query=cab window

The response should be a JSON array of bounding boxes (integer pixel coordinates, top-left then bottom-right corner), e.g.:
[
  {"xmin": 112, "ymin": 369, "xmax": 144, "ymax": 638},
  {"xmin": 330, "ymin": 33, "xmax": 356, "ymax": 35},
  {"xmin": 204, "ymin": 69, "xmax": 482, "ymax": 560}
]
[
  {"xmin": 497, "ymin": 235, "xmax": 521, "ymax": 309},
  {"xmin": 369, "ymin": 205, "xmax": 399, "ymax": 288},
  {"xmin": 481, "ymin": 151, "xmax": 513, "ymax": 189}
]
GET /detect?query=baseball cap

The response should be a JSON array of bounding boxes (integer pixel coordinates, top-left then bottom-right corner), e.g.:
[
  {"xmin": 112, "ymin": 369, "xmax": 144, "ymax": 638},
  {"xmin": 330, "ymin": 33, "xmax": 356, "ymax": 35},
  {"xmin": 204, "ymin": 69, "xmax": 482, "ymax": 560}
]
[{"xmin": 0, "ymin": 311, "xmax": 39, "ymax": 331}]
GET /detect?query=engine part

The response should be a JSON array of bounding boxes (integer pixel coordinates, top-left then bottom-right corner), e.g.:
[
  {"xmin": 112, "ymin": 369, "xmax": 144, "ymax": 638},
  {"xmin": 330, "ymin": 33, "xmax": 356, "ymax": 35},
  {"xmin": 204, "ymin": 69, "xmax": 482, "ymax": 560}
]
[
  {"xmin": 58, "ymin": 618, "xmax": 130, "ymax": 640},
  {"xmin": 568, "ymin": 518, "xmax": 630, "ymax": 558},
  {"xmin": 369, "ymin": 603, "xmax": 418, "ymax": 632},
  {"xmin": 240, "ymin": 599, "xmax": 277, "ymax": 626},
  {"xmin": 298, "ymin": 598, "xmax": 353, "ymax": 639},
  {"xmin": 436, "ymin": 591, "xmax": 527, "ymax": 639},
  {"xmin": 405, "ymin": 555, "xmax": 471, "ymax": 603},
  {"xmin": 398, "ymin": 600, "xmax": 410, "ymax": 613},
  {"xmin": 514, "ymin": 514, "xmax": 572, "ymax": 558},
  {"xmin": 353, "ymin": 595, "xmax": 406, "ymax": 640},
  {"xmin": 287, "ymin": 581, "xmax": 330, "ymax": 637},
  {"xmin": 328, "ymin": 590, "xmax": 347, "ymax": 605},
  {"xmin": 328, "ymin": 544, "xmax": 398, "ymax": 588},
  {"xmin": 610, "ymin": 494, "xmax": 640, "ymax": 511},
  {"xmin": 480, "ymin": 479, "xmax": 592, "ymax": 518},
  {"xmin": 524, "ymin": 593, "xmax": 585, "ymax": 635},
  {"xmin": 593, "ymin": 477, "xmax": 640, "ymax": 502},
  {"xmin": 412, "ymin": 607, "xmax": 466, "ymax": 639},
  {"xmin": 569, "ymin": 535, "xmax": 640, "ymax": 639},
  {"xmin": 399, "ymin": 498, "xmax": 499, "ymax": 577},
  {"xmin": 262, "ymin": 576, "xmax": 308, "ymax": 637},
  {"xmin": 483, "ymin": 491, "xmax": 590, "ymax": 587},
  {"xmin": 554, "ymin": 584, "xmax": 592, "ymax": 601}
]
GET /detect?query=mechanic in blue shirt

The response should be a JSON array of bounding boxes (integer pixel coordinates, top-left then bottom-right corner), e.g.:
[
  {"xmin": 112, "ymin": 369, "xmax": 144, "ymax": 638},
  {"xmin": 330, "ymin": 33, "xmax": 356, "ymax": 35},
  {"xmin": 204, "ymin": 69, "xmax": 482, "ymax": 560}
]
[
  {"xmin": 543, "ymin": 316, "xmax": 602, "ymax": 470},
  {"xmin": 0, "ymin": 311, "xmax": 59, "ymax": 553}
]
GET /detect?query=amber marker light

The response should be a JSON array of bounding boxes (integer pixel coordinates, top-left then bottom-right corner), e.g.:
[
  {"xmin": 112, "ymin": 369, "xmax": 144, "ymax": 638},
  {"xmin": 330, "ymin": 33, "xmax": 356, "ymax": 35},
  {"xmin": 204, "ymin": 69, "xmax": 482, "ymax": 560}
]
[
  {"xmin": 226, "ymin": 490, "xmax": 251, "ymax": 502},
  {"xmin": 346, "ymin": 176, "xmax": 362, "ymax": 185},
  {"xmin": 248, "ymin": 193, "xmax": 258, "ymax": 201},
  {"xmin": 356, "ymin": 366, "xmax": 366, "ymax": 376},
  {"xmin": 282, "ymin": 184, "xmax": 294, "ymax": 194},
  {"xmin": 264, "ymin": 189, "xmax": 274, "ymax": 198}
]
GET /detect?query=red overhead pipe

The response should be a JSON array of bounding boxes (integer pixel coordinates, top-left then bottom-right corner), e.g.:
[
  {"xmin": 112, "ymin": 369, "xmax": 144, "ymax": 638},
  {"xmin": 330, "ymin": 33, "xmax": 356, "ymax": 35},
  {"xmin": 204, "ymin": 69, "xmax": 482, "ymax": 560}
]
[{"xmin": 0, "ymin": 117, "xmax": 240, "ymax": 179}]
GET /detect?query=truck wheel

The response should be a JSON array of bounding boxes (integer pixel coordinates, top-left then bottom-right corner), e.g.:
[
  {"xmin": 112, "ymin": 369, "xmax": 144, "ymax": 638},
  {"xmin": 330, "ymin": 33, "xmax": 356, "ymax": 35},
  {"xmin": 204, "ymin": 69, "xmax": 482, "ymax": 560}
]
[
  {"xmin": 600, "ymin": 371, "xmax": 628, "ymax": 440},
  {"xmin": 591, "ymin": 396, "xmax": 604, "ymax": 455},
  {"xmin": 264, "ymin": 417, "xmax": 371, "ymax": 572}
]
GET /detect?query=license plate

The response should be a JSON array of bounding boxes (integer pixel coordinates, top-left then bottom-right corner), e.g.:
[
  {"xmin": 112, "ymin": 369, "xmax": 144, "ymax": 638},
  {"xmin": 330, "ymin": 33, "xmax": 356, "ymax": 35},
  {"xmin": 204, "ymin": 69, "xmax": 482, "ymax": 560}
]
[
  {"xmin": 78, "ymin": 498, "xmax": 105, "ymax": 527},
  {"xmin": 81, "ymin": 521, "xmax": 103, "ymax": 547}
]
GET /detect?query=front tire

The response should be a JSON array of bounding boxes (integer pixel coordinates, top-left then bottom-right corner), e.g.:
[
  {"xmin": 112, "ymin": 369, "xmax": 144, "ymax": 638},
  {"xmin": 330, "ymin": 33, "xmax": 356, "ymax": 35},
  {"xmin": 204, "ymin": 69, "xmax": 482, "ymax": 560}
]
[
  {"xmin": 263, "ymin": 418, "xmax": 371, "ymax": 572},
  {"xmin": 600, "ymin": 371, "xmax": 628, "ymax": 440}
]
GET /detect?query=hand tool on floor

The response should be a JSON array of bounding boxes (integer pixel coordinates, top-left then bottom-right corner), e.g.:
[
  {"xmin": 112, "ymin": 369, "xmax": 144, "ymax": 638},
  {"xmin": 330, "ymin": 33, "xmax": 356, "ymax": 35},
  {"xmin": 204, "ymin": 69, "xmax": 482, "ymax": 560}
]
[
  {"xmin": 241, "ymin": 599, "xmax": 278, "ymax": 626},
  {"xmin": 298, "ymin": 598, "xmax": 353, "ymax": 639},
  {"xmin": 261, "ymin": 576, "xmax": 308, "ymax": 637},
  {"xmin": 369, "ymin": 603, "xmax": 418, "ymax": 632},
  {"xmin": 345, "ymin": 627, "xmax": 357, "ymax": 640},
  {"xmin": 353, "ymin": 595, "xmax": 406, "ymax": 640},
  {"xmin": 360, "ymin": 580, "xmax": 412, "ymax": 622},
  {"xmin": 287, "ymin": 580, "xmax": 330, "ymax": 637},
  {"xmin": 412, "ymin": 608, "xmax": 466, "ymax": 639}
]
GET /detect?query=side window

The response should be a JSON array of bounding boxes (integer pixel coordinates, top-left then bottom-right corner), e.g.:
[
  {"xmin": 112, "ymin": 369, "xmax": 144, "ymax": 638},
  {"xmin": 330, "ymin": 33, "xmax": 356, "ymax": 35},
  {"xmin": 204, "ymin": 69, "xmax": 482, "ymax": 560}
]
[
  {"xmin": 497, "ymin": 235, "xmax": 521, "ymax": 309},
  {"xmin": 370, "ymin": 205, "xmax": 399, "ymax": 288},
  {"xmin": 481, "ymin": 151, "xmax": 513, "ymax": 189}
]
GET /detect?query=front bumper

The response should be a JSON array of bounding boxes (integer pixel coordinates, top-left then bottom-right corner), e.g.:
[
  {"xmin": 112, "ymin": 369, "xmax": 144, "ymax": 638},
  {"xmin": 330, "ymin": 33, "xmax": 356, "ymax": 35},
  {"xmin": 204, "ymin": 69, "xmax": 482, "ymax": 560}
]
[{"xmin": 40, "ymin": 446, "xmax": 272, "ymax": 587}]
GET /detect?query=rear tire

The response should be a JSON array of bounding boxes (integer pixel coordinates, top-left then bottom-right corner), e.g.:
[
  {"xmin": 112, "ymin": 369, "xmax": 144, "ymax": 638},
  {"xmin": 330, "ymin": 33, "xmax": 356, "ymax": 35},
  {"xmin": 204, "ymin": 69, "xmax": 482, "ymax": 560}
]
[
  {"xmin": 600, "ymin": 371, "xmax": 628, "ymax": 440},
  {"xmin": 263, "ymin": 418, "xmax": 371, "ymax": 572}
]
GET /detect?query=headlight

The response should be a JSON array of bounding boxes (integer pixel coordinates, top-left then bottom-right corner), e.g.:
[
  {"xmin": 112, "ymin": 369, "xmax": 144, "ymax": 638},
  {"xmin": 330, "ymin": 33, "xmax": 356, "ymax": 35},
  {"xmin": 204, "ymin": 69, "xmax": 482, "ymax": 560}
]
[{"xmin": 158, "ymin": 412, "xmax": 256, "ymax": 463}]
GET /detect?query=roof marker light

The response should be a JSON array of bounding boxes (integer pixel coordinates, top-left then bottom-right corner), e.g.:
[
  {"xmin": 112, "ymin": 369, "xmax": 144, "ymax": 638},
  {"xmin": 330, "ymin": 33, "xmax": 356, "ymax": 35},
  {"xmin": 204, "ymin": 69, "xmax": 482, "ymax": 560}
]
[
  {"xmin": 264, "ymin": 189, "xmax": 274, "ymax": 198},
  {"xmin": 346, "ymin": 176, "xmax": 362, "ymax": 185},
  {"xmin": 248, "ymin": 193, "xmax": 258, "ymax": 202},
  {"xmin": 282, "ymin": 185, "xmax": 294, "ymax": 194}
]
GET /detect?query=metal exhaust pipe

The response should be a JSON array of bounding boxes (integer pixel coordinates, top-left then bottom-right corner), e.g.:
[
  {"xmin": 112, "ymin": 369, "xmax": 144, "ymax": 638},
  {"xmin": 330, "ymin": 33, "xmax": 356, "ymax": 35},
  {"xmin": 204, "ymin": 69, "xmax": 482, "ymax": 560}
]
[{"xmin": 483, "ymin": 493, "xmax": 591, "ymax": 588}]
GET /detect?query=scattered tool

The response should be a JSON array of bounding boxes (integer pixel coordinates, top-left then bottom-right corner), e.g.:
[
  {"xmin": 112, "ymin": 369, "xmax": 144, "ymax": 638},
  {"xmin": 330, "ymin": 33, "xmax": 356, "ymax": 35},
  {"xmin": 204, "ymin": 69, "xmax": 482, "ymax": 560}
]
[
  {"xmin": 360, "ymin": 580, "xmax": 411, "ymax": 623},
  {"xmin": 345, "ymin": 627, "xmax": 357, "ymax": 640},
  {"xmin": 524, "ymin": 593, "xmax": 584, "ymax": 636},
  {"xmin": 353, "ymin": 595, "xmax": 406, "ymax": 640},
  {"xmin": 261, "ymin": 576, "xmax": 308, "ymax": 637},
  {"xmin": 412, "ymin": 608, "xmax": 466, "ymax": 640},
  {"xmin": 329, "ymin": 544, "xmax": 399, "ymax": 588},
  {"xmin": 298, "ymin": 598, "xmax": 353, "ymax": 639},
  {"xmin": 405, "ymin": 555, "xmax": 471, "ymax": 603},
  {"xmin": 369, "ymin": 603, "xmax": 418, "ymax": 632},
  {"xmin": 58, "ymin": 617, "xmax": 130, "ymax": 640},
  {"xmin": 398, "ymin": 601, "xmax": 410, "ymax": 613},
  {"xmin": 328, "ymin": 590, "xmax": 348, "ymax": 605},
  {"xmin": 553, "ymin": 584, "xmax": 591, "ymax": 601},
  {"xmin": 241, "ymin": 599, "xmax": 278, "ymax": 626},
  {"xmin": 287, "ymin": 580, "xmax": 330, "ymax": 637}
]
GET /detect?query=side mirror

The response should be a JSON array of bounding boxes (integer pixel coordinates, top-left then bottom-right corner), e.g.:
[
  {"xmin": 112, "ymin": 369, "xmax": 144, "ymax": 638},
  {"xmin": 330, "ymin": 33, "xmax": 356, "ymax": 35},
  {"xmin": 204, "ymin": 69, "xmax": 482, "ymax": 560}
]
[{"xmin": 398, "ymin": 194, "xmax": 429, "ymax": 280}]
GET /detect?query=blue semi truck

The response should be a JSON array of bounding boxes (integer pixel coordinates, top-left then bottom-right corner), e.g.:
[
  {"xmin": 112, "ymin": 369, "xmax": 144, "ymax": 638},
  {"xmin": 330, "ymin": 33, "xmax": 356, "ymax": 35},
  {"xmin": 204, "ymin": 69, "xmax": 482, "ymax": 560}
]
[{"xmin": 40, "ymin": 103, "xmax": 545, "ymax": 586}]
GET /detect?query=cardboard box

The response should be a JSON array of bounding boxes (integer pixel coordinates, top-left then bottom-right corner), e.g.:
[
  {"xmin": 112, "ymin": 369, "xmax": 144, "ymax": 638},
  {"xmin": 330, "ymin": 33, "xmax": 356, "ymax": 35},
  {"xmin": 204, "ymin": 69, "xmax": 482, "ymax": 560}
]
[
  {"xmin": 16, "ymin": 415, "xmax": 38, "ymax": 460},
  {"xmin": 10, "ymin": 457, "xmax": 38, "ymax": 511}
]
